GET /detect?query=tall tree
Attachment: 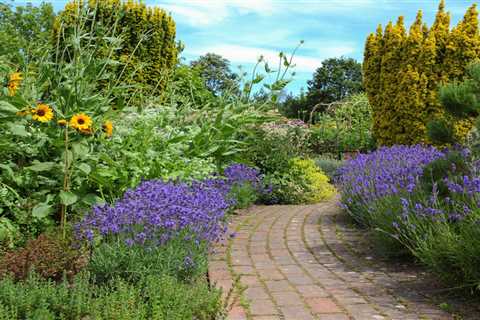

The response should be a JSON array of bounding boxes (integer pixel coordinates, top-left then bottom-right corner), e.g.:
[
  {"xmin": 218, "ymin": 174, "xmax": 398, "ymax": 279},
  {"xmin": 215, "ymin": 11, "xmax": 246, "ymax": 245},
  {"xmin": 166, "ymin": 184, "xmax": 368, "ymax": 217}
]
[
  {"xmin": 0, "ymin": 1, "xmax": 55, "ymax": 65},
  {"xmin": 363, "ymin": 0, "xmax": 480, "ymax": 146},
  {"xmin": 306, "ymin": 57, "xmax": 363, "ymax": 111},
  {"xmin": 190, "ymin": 53, "xmax": 239, "ymax": 96}
]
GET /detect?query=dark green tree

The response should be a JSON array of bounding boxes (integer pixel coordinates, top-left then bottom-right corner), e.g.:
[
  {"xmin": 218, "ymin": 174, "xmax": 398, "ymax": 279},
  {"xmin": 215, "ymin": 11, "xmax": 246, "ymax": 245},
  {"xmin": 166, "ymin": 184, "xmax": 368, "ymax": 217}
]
[
  {"xmin": 428, "ymin": 61, "xmax": 480, "ymax": 148},
  {"xmin": 0, "ymin": 1, "xmax": 55, "ymax": 65},
  {"xmin": 306, "ymin": 57, "xmax": 363, "ymax": 112},
  {"xmin": 279, "ymin": 89, "xmax": 310, "ymax": 121},
  {"xmin": 190, "ymin": 53, "xmax": 240, "ymax": 96}
]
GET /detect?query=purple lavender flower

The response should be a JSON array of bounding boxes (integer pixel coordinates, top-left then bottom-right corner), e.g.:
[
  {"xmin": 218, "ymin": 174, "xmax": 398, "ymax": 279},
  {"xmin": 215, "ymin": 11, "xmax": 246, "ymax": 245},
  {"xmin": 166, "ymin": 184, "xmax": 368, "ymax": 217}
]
[
  {"xmin": 337, "ymin": 145, "xmax": 444, "ymax": 211},
  {"xmin": 76, "ymin": 163, "xmax": 264, "ymax": 247}
]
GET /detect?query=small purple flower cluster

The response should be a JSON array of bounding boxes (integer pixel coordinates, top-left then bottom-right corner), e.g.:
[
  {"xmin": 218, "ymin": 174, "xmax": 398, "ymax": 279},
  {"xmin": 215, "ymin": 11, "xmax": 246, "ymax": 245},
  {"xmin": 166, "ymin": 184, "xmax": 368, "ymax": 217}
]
[
  {"xmin": 337, "ymin": 145, "xmax": 444, "ymax": 208},
  {"xmin": 76, "ymin": 163, "xmax": 263, "ymax": 247}
]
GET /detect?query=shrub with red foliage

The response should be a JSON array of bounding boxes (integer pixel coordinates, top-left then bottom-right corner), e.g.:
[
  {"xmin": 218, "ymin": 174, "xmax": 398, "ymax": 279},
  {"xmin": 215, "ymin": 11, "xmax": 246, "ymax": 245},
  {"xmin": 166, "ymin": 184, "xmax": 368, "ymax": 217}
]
[{"xmin": 0, "ymin": 233, "xmax": 87, "ymax": 281}]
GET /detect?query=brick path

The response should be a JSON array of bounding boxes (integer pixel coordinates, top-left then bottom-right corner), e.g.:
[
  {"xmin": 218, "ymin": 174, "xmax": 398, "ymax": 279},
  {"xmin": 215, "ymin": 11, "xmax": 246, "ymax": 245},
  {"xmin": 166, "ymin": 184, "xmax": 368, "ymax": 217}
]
[{"xmin": 209, "ymin": 201, "xmax": 453, "ymax": 320}]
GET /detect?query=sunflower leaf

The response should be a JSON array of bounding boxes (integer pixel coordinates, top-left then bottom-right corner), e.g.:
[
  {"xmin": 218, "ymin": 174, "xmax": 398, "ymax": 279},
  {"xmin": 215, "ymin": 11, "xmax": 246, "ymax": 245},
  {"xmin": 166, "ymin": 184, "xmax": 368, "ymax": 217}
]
[{"xmin": 59, "ymin": 191, "xmax": 78, "ymax": 206}]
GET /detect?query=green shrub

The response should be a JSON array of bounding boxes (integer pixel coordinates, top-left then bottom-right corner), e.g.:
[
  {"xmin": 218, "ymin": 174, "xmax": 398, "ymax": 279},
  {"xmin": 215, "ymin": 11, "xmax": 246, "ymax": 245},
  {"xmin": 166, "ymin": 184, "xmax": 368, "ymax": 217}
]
[
  {"xmin": 228, "ymin": 183, "xmax": 258, "ymax": 209},
  {"xmin": 310, "ymin": 93, "xmax": 374, "ymax": 154},
  {"xmin": 314, "ymin": 156, "xmax": 343, "ymax": 181},
  {"xmin": 420, "ymin": 150, "xmax": 471, "ymax": 196},
  {"xmin": 263, "ymin": 158, "xmax": 335, "ymax": 204},
  {"xmin": 246, "ymin": 118, "xmax": 310, "ymax": 176},
  {"xmin": 0, "ymin": 272, "xmax": 222, "ymax": 320},
  {"xmin": 88, "ymin": 234, "xmax": 208, "ymax": 285}
]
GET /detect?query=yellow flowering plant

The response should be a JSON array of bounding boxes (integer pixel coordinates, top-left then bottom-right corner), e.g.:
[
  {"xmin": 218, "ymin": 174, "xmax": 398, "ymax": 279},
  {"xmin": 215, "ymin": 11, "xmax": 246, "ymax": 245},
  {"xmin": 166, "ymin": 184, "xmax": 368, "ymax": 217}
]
[{"xmin": 0, "ymin": 19, "xmax": 123, "ymax": 242}]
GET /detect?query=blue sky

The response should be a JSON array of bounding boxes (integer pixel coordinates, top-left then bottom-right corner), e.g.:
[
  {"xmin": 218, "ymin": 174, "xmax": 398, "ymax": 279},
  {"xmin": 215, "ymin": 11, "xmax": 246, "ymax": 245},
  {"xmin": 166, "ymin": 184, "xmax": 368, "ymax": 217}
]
[{"xmin": 15, "ymin": 0, "xmax": 479, "ymax": 93}]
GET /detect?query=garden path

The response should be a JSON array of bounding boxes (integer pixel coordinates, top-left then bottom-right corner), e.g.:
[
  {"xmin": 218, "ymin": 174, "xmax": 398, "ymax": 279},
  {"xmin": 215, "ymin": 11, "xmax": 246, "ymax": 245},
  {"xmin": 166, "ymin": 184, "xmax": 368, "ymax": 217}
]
[{"xmin": 209, "ymin": 201, "xmax": 454, "ymax": 320}]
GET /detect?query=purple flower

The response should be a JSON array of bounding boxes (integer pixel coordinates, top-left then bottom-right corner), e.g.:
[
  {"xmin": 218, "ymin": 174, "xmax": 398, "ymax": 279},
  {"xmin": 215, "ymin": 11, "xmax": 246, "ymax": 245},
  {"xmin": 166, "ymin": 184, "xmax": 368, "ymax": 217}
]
[{"xmin": 76, "ymin": 164, "xmax": 264, "ymax": 247}]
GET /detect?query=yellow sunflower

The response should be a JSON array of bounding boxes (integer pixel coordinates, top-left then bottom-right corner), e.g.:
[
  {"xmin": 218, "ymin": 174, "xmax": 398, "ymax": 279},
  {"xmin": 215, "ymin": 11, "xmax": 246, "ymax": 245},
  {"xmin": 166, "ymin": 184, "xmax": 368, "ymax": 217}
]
[
  {"xmin": 7, "ymin": 72, "xmax": 22, "ymax": 96},
  {"xmin": 79, "ymin": 127, "xmax": 93, "ymax": 135},
  {"xmin": 31, "ymin": 103, "xmax": 54, "ymax": 123},
  {"xmin": 16, "ymin": 109, "xmax": 31, "ymax": 116},
  {"xmin": 57, "ymin": 119, "xmax": 68, "ymax": 126},
  {"xmin": 70, "ymin": 113, "xmax": 92, "ymax": 131},
  {"xmin": 102, "ymin": 120, "xmax": 113, "ymax": 137}
]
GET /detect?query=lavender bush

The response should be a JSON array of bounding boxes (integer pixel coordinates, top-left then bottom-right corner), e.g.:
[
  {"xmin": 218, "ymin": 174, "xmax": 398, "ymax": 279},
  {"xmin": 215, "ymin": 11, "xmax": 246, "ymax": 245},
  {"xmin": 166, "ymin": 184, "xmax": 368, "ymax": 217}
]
[
  {"xmin": 76, "ymin": 163, "xmax": 263, "ymax": 247},
  {"xmin": 338, "ymin": 145, "xmax": 480, "ymax": 289},
  {"xmin": 337, "ymin": 145, "xmax": 444, "ymax": 226}
]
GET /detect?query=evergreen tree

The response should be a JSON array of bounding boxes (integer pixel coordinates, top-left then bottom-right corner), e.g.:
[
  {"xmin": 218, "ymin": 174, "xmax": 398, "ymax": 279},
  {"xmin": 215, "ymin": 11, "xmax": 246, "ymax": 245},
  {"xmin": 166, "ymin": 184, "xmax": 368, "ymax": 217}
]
[
  {"xmin": 55, "ymin": 0, "xmax": 178, "ymax": 97},
  {"xmin": 363, "ymin": 1, "xmax": 479, "ymax": 145}
]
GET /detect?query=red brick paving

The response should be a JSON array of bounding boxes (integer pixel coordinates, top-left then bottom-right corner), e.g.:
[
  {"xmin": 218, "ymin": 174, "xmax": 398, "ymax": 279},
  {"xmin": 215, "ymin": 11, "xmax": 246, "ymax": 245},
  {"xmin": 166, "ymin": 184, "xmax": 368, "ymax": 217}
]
[{"xmin": 209, "ymin": 202, "xmax": 453, "ymax": 320}]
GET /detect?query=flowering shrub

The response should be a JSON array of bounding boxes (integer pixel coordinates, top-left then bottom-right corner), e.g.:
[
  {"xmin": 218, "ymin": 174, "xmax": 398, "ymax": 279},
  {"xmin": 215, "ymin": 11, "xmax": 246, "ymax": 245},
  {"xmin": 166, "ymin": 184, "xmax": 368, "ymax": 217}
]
[
  {"xmin": 76, "ymin": 163, "xmax": 263, "ymax": 247},
  {"xmin": 337, "ymin": 145, "xmax": 444, "ymax": 225},
  {"xmin": 76, "ymin": 180, "xmax": 229, "ymax": 246},
  {"xmin": 338, "ymin": 145, "xmax": 480, "ymax": 289}
]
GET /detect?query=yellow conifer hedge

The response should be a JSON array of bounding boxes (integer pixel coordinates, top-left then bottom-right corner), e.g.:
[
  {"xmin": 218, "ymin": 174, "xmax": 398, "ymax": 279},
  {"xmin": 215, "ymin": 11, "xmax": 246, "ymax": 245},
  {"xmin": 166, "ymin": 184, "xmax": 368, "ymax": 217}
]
[
  {"xmin": 54, "ymin": 0, "xmax": 178, "ymax": 97},
  {"xmin": 363, "ymin": 1, "xmax": 480, "ymax": 145}
]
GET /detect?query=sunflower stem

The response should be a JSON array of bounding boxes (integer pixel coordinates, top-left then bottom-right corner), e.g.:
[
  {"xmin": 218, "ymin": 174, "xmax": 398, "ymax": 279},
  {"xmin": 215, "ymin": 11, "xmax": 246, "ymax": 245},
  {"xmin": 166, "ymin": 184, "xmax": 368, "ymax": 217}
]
[{"xmin": 61, "ymin": 126, "xmax": 70, "ymax": 239}]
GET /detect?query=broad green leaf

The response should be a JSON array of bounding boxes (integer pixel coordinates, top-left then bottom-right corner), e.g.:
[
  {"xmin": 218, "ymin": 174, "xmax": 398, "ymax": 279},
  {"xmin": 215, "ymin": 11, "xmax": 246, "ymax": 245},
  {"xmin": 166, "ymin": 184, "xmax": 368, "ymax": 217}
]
[
  {"xmin": 0, "ymin": 101, "xmax": 19, "ymax": 115},
  {"xmin": 8, "ymin": 123, "xmax": 29, "ymax": 137},
  {"xmin": 78, "ymin": 163, "xmax": 91, "ymax": 175},
  {"xmin": 32, "ymin": 204, "xmax": 53, "ymax": 218},
  {"xmin": 82, "ymin": 193, "xmax": 105, "ymax": 206},
  {"xmin": 26, "ymin": 162, "xmax": 56, "ymax": 172},
  {"xmin": 59, "ymin": 191, "xmax": 78, "ymax": 206}
]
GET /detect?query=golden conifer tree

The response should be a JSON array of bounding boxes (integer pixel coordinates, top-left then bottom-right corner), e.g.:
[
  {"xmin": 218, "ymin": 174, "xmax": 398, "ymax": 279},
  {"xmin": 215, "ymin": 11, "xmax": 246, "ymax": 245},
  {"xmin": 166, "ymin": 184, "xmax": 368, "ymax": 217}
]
[
  {"xmin": 363, "ymin": 1, "xmax": 479, "ymax": 145},
  {"xmin": 54, "ymin": 0, "xmax": 178, "ymax": 97}
]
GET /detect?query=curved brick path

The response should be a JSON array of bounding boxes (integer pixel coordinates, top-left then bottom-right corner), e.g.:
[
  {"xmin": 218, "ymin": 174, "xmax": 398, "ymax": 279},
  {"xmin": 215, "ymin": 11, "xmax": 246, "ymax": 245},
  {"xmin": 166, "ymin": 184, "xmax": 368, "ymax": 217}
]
[{"xmin": 209, "ymin": 201, "xmax": 453, "ymax": 320}]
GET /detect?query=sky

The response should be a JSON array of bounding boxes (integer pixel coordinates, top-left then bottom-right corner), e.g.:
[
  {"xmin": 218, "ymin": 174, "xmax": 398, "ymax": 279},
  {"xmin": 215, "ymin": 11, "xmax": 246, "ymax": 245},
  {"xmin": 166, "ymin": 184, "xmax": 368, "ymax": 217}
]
[{"xmin": 13, "ymin": 0, "xmax": 480, "ymax": 94}]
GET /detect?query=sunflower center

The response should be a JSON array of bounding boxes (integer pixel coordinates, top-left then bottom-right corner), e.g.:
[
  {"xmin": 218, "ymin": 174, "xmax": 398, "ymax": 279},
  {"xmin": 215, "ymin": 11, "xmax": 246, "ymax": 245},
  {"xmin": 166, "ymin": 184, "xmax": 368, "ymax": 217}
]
[
  {"xmin": 78, "ymin": 119, "xmax": 85, "ymax": 125},
  {"xmin": 37, "ymin": 110, "xmax": 46, "ymax": 116}
]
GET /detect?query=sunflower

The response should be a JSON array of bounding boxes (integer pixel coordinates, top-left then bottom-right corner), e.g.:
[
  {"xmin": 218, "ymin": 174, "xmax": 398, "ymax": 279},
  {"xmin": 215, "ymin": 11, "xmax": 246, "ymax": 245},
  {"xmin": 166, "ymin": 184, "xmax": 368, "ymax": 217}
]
[
  {"xmin": 70, "ymin": 113, "xmax": 92, "ymax": 131},
  {"xmin": 79, "ymin": 127, "xmax": 93, "ymax": 135},
  {"xmin": 31, "ymin": 103, "xmax": 54, "ymax": 123},
  {"xmin": 7, "ymin": 72, "xmax": 22, "ymax": 96},
  {"xmin": 16, "ymin": 109, "xmax": 31, "ymax": 116},
  {"xmin": 57, "ymin": 119, "xmax": 68, "ymax": 126},
  {"xmin": 102, "ymin": 120, "xmax": 113, "ymax": 137}
]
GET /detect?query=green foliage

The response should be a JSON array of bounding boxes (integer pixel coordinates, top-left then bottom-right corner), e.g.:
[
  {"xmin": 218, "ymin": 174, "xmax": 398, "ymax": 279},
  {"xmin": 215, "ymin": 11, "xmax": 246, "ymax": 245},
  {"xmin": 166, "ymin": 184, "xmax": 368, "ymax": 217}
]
[
  {"xmin": 55, "ymin": 0, "xmax": 178, "ymax": 98},
  {"xmin": 411, "ymin": 216, "xmax": 480, "ymax": 288},
  {"xmin": 0, "ymin": 272, "xmax": 222, "ymax": 320},
  {"xmin": 263, "ymin": 158, "xmax": 335, "ymax": 205},
  {"xmin": 280, "ymin": 57, "xmax": 363, "ymax": 120},
  {"xmin": 190, "ymin": 53, "xmax": 240, "ymax": 97},
  {"xmin": 228, "ymin": 183, "xmax": 258, "ymax": 209},
  {"xmin": 310, "ymin": 93, "xmax": 375, "ymax": 154},
  {"xmin": 429, "ymin": 62, "xmax": 480, "ymax": 145},
  {"xmin": 171, "ymin": 64, "xmax": 214, "ymax": 108},
  {"xmin": 246, "ymin": 118, "xmax": 311, "ymax": 175},
  {"xmin": 420, "ymin": 150, "xmax": 470, "ymax": 196},
  {"xmin": 306, "ymin": 57, "xmax": 363, "ymax": 110},
  {"xmin": 279, "ymin": 89, "xmax": 310, "ymax": 120},
  {"xmin": 314, "ymin": 156, "xmax": 343, "ymax": 181},
  {"xmin": 88, "ymin": 234, "xmax": 208, "ymax": 285},
  {"xmin": 364, "ymin": 1, "xmax": 479, "ymax": 145},
  {"xmin": 0, "ymin": 2, "xmax": 55, "ymax": 65}
]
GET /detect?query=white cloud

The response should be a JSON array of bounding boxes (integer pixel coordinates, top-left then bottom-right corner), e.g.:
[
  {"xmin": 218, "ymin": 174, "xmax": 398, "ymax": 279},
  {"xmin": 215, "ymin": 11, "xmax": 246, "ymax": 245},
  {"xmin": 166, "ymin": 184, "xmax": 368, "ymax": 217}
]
[
  {"xmin": 158, "ymin": 0, "xmax": 275, "ymax": 26},
  {"xmin": 188, "ymin": 43, "xmax": 356, "ymax": 72}
]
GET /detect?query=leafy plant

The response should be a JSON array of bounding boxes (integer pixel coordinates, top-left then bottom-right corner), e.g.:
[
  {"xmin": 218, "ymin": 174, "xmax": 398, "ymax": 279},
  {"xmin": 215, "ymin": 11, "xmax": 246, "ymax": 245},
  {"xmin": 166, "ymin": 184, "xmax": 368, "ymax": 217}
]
[
  {"xmin": 0, "ymin": 232, "xmax": 86, "ymax": 281},
  {"xmin": 310, "ymin": 93, "xmax": 374, "ymax": 154},
  {"xmin": 263, "ymin": 157, "xmax": 335, "ymax": 204}
]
